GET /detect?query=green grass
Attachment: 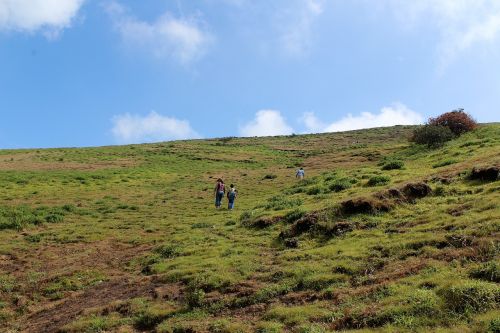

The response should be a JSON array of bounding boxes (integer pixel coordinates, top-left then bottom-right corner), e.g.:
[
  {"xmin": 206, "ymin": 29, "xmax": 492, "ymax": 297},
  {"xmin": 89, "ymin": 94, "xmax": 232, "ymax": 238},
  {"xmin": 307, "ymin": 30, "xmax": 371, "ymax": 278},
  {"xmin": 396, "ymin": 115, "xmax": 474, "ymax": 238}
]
[{"xmin": 0, "ymin": 124, "xmax": 499, "ymax": 332}]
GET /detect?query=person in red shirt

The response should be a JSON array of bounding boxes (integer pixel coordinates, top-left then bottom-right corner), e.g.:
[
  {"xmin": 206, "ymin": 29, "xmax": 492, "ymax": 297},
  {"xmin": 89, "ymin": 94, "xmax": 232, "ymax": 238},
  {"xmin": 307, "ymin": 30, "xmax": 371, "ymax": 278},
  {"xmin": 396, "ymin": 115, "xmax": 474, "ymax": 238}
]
[{"xmin": 214, "ymin": 178, "xmax": 225, "ymax": 209}]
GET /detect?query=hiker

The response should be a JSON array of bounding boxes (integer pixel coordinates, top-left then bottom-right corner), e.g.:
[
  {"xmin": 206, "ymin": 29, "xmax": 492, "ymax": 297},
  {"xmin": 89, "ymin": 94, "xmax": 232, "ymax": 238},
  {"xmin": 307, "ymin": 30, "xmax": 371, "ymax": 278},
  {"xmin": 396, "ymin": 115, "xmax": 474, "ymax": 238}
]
[
  {"xmin": 296, "ymin": 167, "xmax": 305, "ymax": 180},
  {"xmin": 214, "ymin": 178, "xmax": 225, "ymax": 209},
  {"xmin": 227, "ymin": 184, "xmax": 237, "ymax": 210}
]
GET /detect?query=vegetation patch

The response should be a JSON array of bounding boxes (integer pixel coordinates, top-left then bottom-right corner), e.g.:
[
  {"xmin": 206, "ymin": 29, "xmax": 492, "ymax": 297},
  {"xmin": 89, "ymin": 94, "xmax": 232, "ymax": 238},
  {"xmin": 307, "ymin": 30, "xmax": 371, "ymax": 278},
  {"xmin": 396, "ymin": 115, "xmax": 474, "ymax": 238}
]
[
  {"xmin": 381, "ymin": 160, "xmax": 404, "ymax": 170},
  {"xmin": 43, "ymin": 270, "xmax": 107, "ymax": 300},
  {"xmin": 469, "ymin": 262, "xmax": 500, "ymax": 283},
  {"xmin": 0, "ymin": 205, "xmax": 67, "ymax": 231},
  {"xmin": 264, "ymin": 195, "xmax": 302, "ymax": 211},
  {"xmin": 432, "ymin": 159, "xmax": 457, "ymax": 168},
  {"xmin": 327, "ymin": 178, "xmax": 353, "ymax": 192},
  {"xmin": 411, "ymin": 125, "xmax": 455, "ymax": 148},
  {"xmin": 366, "ymin": 175, "xmax": 391, "ymax": 186},
  {"xmin": 438, "ymin": 281, "xmax": 499, "ymax": 314}
]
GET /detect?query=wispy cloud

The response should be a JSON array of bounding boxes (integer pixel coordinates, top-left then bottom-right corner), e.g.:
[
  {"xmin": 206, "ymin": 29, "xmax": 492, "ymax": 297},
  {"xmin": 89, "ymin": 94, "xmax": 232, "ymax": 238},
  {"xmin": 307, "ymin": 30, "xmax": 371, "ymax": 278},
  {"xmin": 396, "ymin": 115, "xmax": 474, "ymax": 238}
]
[
  {"xmin": 111, "ymin": 111, "xmax": 200, "ymax": 144},
  {"xmin": 240, "ymin": 110, "xmax": 294, "ymax": 137},
  {"xmin": 384, "ymin": 0, "xmax": 500, "ymax": 71},
  {"xmin": 300, "ymin": 103, "xmax": 423, "ymax": 133},
  {"xmin": 277, "ymin": 0, "xmax": 325, "ymax": 56},
  {"xmin": 0, "ymin": 0, "xmax": 85, "ymax": 39},
  {"xmin": 105, "ymin": 1, "xmax": 214, "ymax": 65}
]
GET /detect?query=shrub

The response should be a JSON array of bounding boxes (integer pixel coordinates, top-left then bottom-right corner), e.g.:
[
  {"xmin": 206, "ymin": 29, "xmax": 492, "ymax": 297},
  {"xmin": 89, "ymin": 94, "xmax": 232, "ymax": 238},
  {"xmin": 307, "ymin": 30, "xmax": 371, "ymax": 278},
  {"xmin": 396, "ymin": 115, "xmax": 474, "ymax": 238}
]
[
  {"xmin": 411, "ymin": 125, "xmax": 454, "ymax": 148},
  {"xmin": 381, "ymin": 160, "xmax": 404, "ymax": 170},
  {"xmin": 438, "ymin": 281, "xmax": 499, "ymax": 314},
  {"xmin": 154, "ymin": 244, "xmax": 181, "ymax": 258},
  {"xmin": 469, "ymin": 262, "xmax": 500, "ymax": 283},
  {"xmin": 429, "ymin": 109, "xmax": 477, "ymax": 136},
  {"xmin": 186, "ymin": 288, "xmax": 205, "ymax": 309},
  {"xmin": 306, "ymin": 186, "xmax": 323, "ymax": 195},
  {"xmin": 406, "ymin": 289, "xmax": 440, "ymax": 316},
  {"xmin": 367, "ymin": 175, "xmax": 390, "ymax": 186},
  {"xmin": 284, "ymin": 209, "xmax": 305, "ymax": 224},
  {"xmin": 263, "ymin": 174, "xmax": 277, "ymax": 180},
  {"xmin": 328, "ymin": 179, "xmax": 352, "ymax": 192}
]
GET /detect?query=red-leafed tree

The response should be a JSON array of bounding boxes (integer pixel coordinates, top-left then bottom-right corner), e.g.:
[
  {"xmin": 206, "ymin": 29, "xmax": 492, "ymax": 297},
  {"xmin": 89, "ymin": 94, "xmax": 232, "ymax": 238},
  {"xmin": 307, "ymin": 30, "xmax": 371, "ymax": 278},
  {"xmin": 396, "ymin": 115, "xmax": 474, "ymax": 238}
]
[{"xmin": 428, "ymin": 108, "xmax": 477, "ymax": 136}]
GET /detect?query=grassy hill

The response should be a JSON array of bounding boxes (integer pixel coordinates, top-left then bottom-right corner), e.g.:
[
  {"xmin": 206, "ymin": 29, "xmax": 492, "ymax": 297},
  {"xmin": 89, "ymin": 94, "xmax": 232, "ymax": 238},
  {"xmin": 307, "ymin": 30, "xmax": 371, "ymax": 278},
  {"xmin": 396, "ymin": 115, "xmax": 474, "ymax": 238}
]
[{"xmin": 0, "ymin": 124, "xmax": 499, "ymax": 333}]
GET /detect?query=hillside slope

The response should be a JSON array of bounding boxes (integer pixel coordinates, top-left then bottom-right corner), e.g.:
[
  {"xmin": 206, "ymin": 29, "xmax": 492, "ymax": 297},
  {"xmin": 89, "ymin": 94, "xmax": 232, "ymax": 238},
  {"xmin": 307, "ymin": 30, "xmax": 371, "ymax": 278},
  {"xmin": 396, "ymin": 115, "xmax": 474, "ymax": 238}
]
[{"xmin": 0, "ymin": 124, "xmax": 499, "ymax": 333}]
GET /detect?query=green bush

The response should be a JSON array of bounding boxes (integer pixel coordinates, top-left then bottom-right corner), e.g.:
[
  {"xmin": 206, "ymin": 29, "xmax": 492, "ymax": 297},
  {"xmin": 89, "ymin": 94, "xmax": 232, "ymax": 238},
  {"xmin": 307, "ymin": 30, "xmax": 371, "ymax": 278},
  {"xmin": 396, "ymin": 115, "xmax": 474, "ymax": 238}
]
[
  {"xmin": 381, "ymin": 160, "xmax": 404, "ymax": 170},
  {"xmin": 411, "ymin": 125, "xmax": 455, "ymax": 148},
  {"xmin": 154, "ymin": 244, "xmax": 181, "ymax": 258},
  {"xmin": 284, "ymin": 209, "xmax": 305, "ymax": 224},
  {"xmin": 367, "ymin": 175, "xmax": 390, "ymax": 186},
  {"xmin": 438, "ymin": 281, "xmax": 499, "ymax": 314},
  {"xmin": 306, "ymin": 186, "xmax": 323, "ymax": 195},
  {"xmin": 0, "ymin": 206, "xmax": 68, "ymax": 230},
  {"xmin": 469, "ymin": 262, "xmax": 500, "ymax": 283},
  {"xmin": 406, "ymin": 289, "xmax": 440, "ymax": 316},
  {"xmin": 186, "ymin": 288, "xmax": 205, "ymax": 309},
  {"xmin": 328, "ymin": 178, "xmax": 353, "ymax": 192}
]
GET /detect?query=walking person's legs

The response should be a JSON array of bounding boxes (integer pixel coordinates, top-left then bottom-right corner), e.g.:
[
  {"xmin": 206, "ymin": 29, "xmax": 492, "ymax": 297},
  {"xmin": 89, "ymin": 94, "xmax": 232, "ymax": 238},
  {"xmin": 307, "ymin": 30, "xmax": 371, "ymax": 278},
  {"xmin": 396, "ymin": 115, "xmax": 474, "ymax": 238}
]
[{"xmin": 216, "ymin": 191, "xmax": 224, "ymax": 208}]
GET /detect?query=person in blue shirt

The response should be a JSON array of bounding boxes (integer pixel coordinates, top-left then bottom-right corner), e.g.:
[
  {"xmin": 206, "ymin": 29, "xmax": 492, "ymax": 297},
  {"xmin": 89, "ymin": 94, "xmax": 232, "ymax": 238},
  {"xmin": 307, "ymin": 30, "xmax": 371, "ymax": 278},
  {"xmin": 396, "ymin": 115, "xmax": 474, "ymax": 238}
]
[
  {"xmin": 227, "ymin": 184, "xmax": 237, "ymax": 210},
  {"xmin": 296, "ymin": 167, "xmax": 305, "ymax": 180}
]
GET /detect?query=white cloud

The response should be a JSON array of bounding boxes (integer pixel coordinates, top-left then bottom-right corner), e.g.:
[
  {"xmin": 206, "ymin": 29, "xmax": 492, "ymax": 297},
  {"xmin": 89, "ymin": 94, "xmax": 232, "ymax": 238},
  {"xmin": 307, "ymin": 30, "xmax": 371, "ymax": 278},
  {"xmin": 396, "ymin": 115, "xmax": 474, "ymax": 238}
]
[
  {"xmin": 277, "ymin": 0, "xmax": 325, "ymax": 56},
  {"xmin": 240, "ymin": 110, "xmax": 294, "ymax": 137},
  {"xmin": 111, "ymin": 111, "xmax": 200, "ymax": 143},
  {"xmin": 300, "ymin": 103, "xmax": 423, "ymax": 133},
  {"xmin": 105, "ymin": 1, "xmax": 213, "ymax": 65},
  {"xmin": 0, "ymin": 0, "xmax": 85, "ymax": 38},
  {"xmin": 384, "ymin": 0, "xmax": 500, "ymax": 70},
  {"xmin": 299, "ymin": 111, "xmax": 325, "ymax": 133}
]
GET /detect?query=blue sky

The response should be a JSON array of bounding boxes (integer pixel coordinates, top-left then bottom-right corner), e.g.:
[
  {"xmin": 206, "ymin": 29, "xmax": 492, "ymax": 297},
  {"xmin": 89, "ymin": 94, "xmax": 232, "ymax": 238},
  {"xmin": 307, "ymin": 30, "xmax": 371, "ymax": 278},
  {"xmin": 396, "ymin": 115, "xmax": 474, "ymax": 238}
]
[{"xmin": 1, "ymin": 0, "xmax": 499, "ymax": 148}]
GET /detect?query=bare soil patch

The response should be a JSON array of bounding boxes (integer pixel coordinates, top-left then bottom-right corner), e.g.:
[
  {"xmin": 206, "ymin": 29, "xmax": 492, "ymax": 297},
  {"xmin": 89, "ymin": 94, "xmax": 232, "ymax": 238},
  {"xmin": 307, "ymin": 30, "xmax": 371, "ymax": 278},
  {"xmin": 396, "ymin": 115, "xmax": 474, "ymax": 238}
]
[{"xmin": 21, "ymin": 276, "xmax": 159, "ymax": 333}]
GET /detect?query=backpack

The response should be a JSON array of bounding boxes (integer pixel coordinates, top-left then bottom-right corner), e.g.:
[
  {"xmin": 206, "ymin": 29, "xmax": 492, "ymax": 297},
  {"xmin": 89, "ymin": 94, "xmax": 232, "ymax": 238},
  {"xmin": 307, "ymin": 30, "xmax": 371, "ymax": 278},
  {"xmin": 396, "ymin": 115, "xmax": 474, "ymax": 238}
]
[{"xmin": 228, "ymin": 190, "xmax": 236, "ymax": 200}]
